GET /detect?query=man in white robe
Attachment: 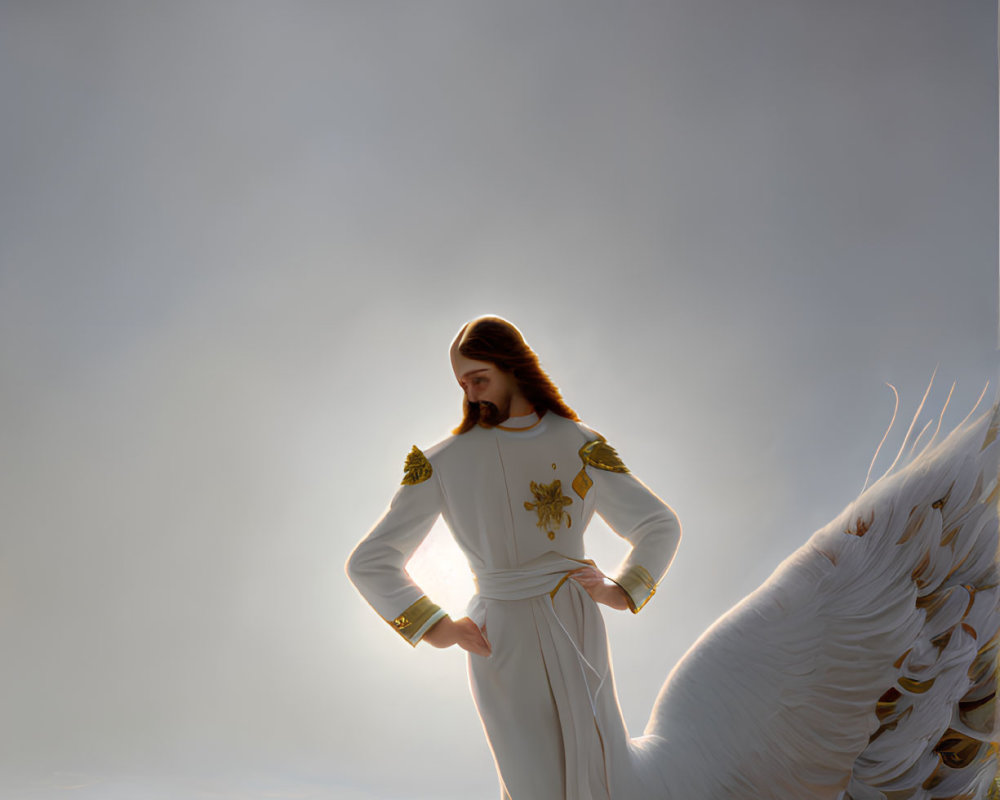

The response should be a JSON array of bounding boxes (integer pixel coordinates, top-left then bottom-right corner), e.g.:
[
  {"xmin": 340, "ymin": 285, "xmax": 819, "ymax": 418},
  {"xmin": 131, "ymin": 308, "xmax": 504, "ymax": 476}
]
[{"xmin": 346, "ymin": 316, "xmax": 681, "ymax": 799}]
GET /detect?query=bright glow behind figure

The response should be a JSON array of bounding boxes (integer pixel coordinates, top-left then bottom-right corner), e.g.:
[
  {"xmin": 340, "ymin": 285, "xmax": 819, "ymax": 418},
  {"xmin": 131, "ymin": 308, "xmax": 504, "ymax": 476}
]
[{"xmin": 407, "ymin": 520, "xmax": 478, "ymax": 614}]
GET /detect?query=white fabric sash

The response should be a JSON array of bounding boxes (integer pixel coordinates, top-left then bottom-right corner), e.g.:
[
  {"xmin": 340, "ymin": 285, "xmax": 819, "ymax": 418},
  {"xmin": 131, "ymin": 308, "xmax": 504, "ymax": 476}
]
[
  {"xmin": 467, "ymin": 552, "xmax": 608, "ymax": 718},
  {"xmin": 473, "ymin": 551, "xmax": 591, "ymax": 600}
]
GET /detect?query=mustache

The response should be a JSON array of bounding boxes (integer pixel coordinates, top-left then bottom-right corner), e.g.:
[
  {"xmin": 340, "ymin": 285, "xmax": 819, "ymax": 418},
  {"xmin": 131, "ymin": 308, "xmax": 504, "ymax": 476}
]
[{"xmin": 477, "ymin": 401, "xmax": 505, "ymax": 427}]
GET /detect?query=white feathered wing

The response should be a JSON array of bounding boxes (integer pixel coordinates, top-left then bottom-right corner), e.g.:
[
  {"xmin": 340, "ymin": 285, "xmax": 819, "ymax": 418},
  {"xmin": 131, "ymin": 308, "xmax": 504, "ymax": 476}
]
[{"xmin": 635, "ymin": 402, "xmax": 1000, "ymax": 800}]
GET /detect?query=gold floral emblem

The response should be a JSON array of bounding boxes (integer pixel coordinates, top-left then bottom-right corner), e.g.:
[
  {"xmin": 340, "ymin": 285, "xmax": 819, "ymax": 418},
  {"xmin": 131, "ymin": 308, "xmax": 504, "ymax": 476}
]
[{"xmin": 524, "ymin": 479, "xmax": 573, "ymax": 540}]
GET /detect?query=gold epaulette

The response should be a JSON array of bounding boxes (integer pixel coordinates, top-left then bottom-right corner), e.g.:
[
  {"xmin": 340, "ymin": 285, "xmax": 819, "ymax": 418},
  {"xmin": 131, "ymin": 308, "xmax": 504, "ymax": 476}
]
[
  {"xmin": 580, "ymin": 435, "xmax": 629, "ymax": 473},
  {"xmin": 390, "ymin": 595, "xmax": 447, "ymax": 646},
  {"xmin": 401, "ymin": 445, "xmax": 433, "ymax": 486},
  {"xmin": 572, "ymin": 434, "xmax": 629, "ymax": 499},
  {"xmin": 612, "ymin": 564, "xmax": 657, "ymax": 614}
]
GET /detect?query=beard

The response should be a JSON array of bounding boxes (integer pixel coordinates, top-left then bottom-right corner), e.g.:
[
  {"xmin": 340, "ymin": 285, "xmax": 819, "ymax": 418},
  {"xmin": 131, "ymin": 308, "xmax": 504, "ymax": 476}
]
[{"xmin": 477, "ymin": 399, "xmax": 510, "ymax": 427}]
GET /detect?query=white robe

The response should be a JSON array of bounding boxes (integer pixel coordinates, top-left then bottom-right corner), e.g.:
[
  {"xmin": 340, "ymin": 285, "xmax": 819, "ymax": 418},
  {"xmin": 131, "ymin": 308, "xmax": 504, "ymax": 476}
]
[{"xmin": 347, "ymin": 411, "xmax": 681, "ymax": 799}]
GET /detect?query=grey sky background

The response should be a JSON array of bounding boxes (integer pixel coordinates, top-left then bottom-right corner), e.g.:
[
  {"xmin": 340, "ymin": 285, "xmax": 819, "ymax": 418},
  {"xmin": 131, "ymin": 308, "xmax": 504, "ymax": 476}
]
[{"xmin": 1, "ymin": 2, "xmax": 997, "ymax": 798}]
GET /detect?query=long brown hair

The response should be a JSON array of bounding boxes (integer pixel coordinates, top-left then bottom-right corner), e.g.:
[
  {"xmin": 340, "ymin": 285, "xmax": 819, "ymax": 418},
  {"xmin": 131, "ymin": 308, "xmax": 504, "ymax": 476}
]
[{"xmin": 452, "ymin": 317, "xmax": 578, "ymax": 434}]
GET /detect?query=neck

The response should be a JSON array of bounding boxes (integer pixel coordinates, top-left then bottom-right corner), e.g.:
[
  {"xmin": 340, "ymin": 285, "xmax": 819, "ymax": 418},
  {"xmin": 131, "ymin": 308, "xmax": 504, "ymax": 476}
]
[{"xmin": 509, "ymin": 393, "xmax": 533, "ymax": 417}]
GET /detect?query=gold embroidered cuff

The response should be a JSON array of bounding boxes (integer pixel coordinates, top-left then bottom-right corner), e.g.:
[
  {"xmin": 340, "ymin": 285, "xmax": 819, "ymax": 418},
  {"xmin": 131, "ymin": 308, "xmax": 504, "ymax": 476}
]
[
  {"xmin": 389, "ymin": 595, "xmax": 447, "ymax": 646},
  {"xmin": 612, "ymin": 564, "xmax": 657, "ymax": 614}
]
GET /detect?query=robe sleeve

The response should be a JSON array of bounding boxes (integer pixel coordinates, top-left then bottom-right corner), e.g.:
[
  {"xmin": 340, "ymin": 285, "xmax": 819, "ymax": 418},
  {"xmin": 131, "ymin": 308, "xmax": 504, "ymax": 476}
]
[
  {"xmin": 346, "ymin": 448, "xmax": 448, "ymax": 646},
  {"xmin": 583, "ymin": 437, "xmax": 682, "ymax": 613}
]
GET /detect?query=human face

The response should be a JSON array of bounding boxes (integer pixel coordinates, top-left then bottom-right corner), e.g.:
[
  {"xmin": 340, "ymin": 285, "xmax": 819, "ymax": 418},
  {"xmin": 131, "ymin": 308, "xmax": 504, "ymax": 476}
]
[{"xmin": 452, "ymin": 355, "xmax": 519, "ymax": 427}]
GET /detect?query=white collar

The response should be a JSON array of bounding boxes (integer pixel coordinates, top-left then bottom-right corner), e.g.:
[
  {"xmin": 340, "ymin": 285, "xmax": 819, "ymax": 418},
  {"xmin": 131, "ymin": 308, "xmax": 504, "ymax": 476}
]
[{"xmin": 496, "ymin": 411, "xmax": 541, "ymax": 431}]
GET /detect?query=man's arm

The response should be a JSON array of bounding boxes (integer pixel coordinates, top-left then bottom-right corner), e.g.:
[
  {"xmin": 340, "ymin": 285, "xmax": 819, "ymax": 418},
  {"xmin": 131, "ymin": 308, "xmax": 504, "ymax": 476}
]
[
  {"xmin": 597, "ymin": 469, "xmax": 681, "ymax": 611},
  {"xmin": 346, "ymin": 445, "xmax": 491, "ymax": 656},
  {"xmin": 346, "ymin": 446, "xmax": 449, "ymax": 646},
  {"xmin": 576, "ymin": 434, "xmax": 682, "ymax": 612}
]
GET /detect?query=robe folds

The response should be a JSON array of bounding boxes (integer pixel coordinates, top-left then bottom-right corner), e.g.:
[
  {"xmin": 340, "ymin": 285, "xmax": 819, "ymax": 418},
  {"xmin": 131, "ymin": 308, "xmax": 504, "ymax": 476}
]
[{"xmin": 347, "ymin": 410, "xmax": 681, "ymax": 799}]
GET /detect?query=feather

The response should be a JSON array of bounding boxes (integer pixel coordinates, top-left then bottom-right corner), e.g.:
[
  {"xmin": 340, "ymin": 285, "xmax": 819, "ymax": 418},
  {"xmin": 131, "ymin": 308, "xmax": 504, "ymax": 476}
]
[{"xmin": 637, "ymin": 401, "xmax": 1000, "ymax": 799}]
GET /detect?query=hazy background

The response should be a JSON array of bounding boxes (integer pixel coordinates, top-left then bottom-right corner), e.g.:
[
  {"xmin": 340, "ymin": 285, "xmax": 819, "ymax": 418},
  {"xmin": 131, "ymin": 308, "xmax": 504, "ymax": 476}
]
[{"xmin": 1, "ymin": 1, "xmax": 997, "ymax": 798}]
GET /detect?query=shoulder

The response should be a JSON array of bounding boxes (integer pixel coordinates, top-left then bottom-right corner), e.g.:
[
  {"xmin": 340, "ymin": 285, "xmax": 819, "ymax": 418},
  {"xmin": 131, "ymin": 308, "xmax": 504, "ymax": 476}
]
[
  {"xmin": 569, "ymin": 418, "xmax": 630, "ymax": 473},
  {"xmin": 397, "ymin": 426, "xmax": 494, "ymax": 485},
  {"xmin": 569, "ymin": 417, "xmax": 601, "ymax": 442},
  {"xmin": 398, "ymin": 433, "xmax": 462, "ymax": 486},
  {"xmin": 565, "ymin": 417, "xmax": 610, "ymax": 449}
]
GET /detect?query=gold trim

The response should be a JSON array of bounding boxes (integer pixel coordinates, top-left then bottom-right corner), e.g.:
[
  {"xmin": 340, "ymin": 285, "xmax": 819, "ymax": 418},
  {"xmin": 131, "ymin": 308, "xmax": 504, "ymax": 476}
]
[
  {"xmin": 613, "ymin": 564, "xmax": 657, "ymax": 613},
  {"xmin": 549, "ymin": 572, "xmax": 573, "ymax": 599},
  {"xmin": 390, "ymin": 595, "xmax": 445, "ymax": 646},
  {"xmin": 401, "ymin": 445, "xmax": 433, "ymax": 486},
  {"xmin": 496, "ymin": 416, "xmax": 542, "ymax": 432},
  {"xmin": 579, "ymin": 436, "xmax": 629, "ymax": 473},
  {"xmin": 548, "ymin": 558, "xmax": 598, "ymax": 600}
]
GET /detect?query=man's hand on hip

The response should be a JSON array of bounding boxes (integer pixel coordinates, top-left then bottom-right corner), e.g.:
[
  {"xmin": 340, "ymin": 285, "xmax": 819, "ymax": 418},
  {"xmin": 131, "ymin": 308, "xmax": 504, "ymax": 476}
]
[
  {"xmin": 422, "ymin": 616, "xmax": 492, "ymax": 657},
  {"xmin": 568, "ymin": 566, "xmax": 631, "ymax": 611}
]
